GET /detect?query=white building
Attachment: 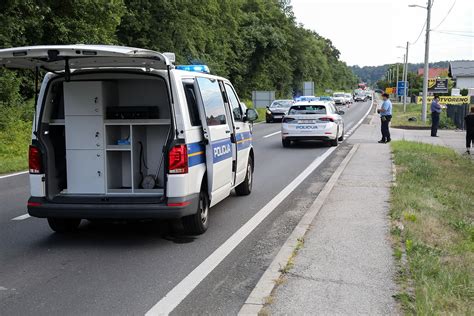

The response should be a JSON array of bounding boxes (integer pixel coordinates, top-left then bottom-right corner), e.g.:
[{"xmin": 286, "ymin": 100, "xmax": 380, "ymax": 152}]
[{"xmin": 449, "ymin": 61, "xmax": 474, "ymax": 89}]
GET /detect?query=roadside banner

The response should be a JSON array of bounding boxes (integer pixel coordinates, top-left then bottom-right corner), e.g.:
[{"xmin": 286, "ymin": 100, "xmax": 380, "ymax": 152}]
[
  {"xmin": 416, "ymin": 96, "xmax": 469, "ymax": 105},
  {"xmin": 428, "ymin": 78, "xmax": 449, "ymax": 93},
  {"xmin": 385, "ymin": 87, "xmax": 395, "ymax": 94}
]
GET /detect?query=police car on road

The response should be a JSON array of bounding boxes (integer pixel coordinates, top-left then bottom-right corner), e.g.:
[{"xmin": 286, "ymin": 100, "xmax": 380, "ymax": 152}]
[
  {"xmin": 0, "ymin": 45, "xmax": 258, "ymax": 235},
  {"xmin": 281, "ymin": 101, "xmax": 345, "ymax": 147}
]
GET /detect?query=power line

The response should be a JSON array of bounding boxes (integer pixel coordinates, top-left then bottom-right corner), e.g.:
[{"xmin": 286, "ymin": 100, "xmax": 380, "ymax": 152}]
[
  {"xmin": 437, "ymin": 29, "xmax": 474, "ymax": 34},
  {"xmin": 432, "ymin": 0, "xmax": 457, "ymax": 30},
  {"xmin": 433, "ymin": 30, "xmax": 474, "ymax": 38},
  {"xmin": 410, "ymin": 21, "xmax": 426, "ymax": 45}
]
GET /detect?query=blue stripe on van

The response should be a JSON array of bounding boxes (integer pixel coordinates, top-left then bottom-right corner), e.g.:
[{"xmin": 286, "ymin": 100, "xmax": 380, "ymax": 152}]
[
  {"xmin": 211, "ymin": 138, "xmax": 233, "ymax": 163},
  {"xmin": 186, "ymin": 132, "xmax": 250, "ymax": 167},
  {"xmin": 187, "ymin": 142, "xmax": 205, "ymax": 167},
  {"xmin": 236, "ymin": 131, "xmax": 252, "ymax": 151}
]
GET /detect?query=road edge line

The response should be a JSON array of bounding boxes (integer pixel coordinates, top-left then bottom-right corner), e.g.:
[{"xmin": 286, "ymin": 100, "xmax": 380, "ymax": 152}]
[
  {"xmin": 0, "ymin": 170, "xmax": 28, "ymax": 180},
  {"xmin": 238, "ymin": 143, "xmax": 360, "ymax": 315},
  {"xmin": 343, "ymin": 99, "xmax": 374, "ymax": 139},
  {"xmin": 145, "ymin": 146, "xmax": 337, "ymax": 315}
]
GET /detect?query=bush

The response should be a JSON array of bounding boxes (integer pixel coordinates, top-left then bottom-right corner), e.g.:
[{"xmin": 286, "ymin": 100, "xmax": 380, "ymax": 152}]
[{"xmin": 0, "ymin": 101, "xmax": 34, "ymax": 174}]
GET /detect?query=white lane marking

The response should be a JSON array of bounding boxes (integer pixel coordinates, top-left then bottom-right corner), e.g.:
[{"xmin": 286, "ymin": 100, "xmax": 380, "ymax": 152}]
[
  {"xmin": 263, "ymin": 131, "xmax": 281, "ymax": 138},
  {"xmin": 146, "ymin": 147, "xmax": 337, "ymax": 316},
  {"xmin": 0, "ymin": 171, "xmax": 28, "ymax": 180},
  {"xmin": 12, "ymin": 214, "xmax": 31, "ymax": 221},
  {"xmin": 343, "ymin": 99, "xmax": 373, "ymax": 140}
]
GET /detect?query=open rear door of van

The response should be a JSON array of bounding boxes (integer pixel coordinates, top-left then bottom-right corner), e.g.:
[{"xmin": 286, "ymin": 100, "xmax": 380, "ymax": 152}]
[
  {"xmin": 193, "ymin": 77, "xmax": 233, "ymax": 207},
  {"xmin": 0, "ymin": 45, "xmax": 173, "ymax": 71}
]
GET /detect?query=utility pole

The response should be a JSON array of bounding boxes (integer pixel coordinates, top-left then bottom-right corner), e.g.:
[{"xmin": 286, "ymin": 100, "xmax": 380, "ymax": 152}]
[
  {"xmin": 396, "ymin": 63, "xmax": 399, "ymax": 86},
  {"xmin": 421, "ymin": 0, "xmax": 432, "ymax": 122},
  {"xmin": 401, "ymin": 54, "xmax": 406, "ymax": 106},
  {"xmin": 403, "ymin": 41, "xmax": 409, "ymax": 113}
]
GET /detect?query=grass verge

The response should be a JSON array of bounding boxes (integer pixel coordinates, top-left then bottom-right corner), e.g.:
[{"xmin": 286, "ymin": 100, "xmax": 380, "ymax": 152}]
[
  {"xmin": 391, "ymin": 103, "xmax": 455, "ymax": 129},
  {"xmin": 0, "ymin": 101, "xmax": 33, "ymax": 174},
  {"xmin": 390, "ymin": 140, "xmax": 473, "ymax": 314}
]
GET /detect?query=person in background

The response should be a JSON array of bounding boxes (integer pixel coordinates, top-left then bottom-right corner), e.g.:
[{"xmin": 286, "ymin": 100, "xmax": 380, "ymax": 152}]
[
  {"xmin": 430, "ymin": 95, "xmax": 442, "ymax": 137},
  {"xmin": 377, "ymin": 93, "xmax": 392, "ymax": 143},
  {"xmin": 465, "ymin": 106, "xmax": 474, "ymax": 154}
]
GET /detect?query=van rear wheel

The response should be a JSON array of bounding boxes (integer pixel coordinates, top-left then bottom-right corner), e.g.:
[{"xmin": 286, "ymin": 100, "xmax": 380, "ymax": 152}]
[
  {"xmin": 47, "ymin": 218, "xmax": 81, "ymax": 233},
  {"xmin": 182, "ymin": 190, "xmax": 209, "ymax": 235},
  {"xmin": 235, "ymin": 157, "xmax": 253, "ymax": 196}
]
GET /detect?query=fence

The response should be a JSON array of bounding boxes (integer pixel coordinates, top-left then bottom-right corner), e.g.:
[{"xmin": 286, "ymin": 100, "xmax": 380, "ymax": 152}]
[{"xmin": 446, "ymin": 104, "xmax": 470, "ymax": 129}]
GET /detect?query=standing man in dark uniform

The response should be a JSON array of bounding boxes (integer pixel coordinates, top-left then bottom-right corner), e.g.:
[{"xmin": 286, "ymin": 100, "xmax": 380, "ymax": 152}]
[
  {"xmin": 465, "ymin": 106, "xmax": 474, "ymax": 154},
  {"xmin": 377, "ymin": 93, "xmax": 392, "ymax": 143},
  {"xmin": 431, "ymin": 96, "xmax": 442, "ymax": 137}
]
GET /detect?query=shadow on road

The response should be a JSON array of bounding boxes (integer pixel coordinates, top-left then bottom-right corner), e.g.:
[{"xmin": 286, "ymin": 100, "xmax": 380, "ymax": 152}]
[{"xmin": 32, "ymin": 219, "xmax": 198, "ymax": 249}]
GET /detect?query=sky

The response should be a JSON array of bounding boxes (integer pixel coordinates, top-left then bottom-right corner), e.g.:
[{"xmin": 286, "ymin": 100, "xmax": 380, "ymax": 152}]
[{"xmin": 291, "ymin": 0, "xmax": 474, "ymax": 66}]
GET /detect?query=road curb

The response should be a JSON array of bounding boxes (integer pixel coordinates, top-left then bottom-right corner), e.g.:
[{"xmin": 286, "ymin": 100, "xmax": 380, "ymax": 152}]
[{"xmin": 238, "ymin": 143, "xmax": 360, "ymax": 315}]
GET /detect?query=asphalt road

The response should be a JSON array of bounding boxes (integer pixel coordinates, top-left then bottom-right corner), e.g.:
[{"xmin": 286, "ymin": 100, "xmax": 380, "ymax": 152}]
[{"xmin": 0, "ymin": 100, "xmax": 372, "ymax": 315}]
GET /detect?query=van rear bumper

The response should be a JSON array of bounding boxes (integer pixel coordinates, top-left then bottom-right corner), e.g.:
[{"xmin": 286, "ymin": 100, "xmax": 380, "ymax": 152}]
[{"xmin": 27, "ymin": 194, "xmax": 199, "ymax": 219}]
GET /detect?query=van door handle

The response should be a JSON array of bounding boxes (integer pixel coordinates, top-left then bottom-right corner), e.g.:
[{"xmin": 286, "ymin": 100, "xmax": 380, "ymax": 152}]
[
  {"xmin": 235, "ymin": 127, "xmax": 241, "ymax": 130},
  {"xmin": 225, "ymin": 130, "xmax": 231, "ymax": 134}
]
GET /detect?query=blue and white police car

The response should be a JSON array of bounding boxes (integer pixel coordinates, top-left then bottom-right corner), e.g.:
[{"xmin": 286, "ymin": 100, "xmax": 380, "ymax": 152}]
[
  {"xmin": 281, "ymin": 101, "xmax": 345, "ymax": 147},
  {"xmin": 0, "ymin": 45, "xmax": 258, "ymax": 235}
]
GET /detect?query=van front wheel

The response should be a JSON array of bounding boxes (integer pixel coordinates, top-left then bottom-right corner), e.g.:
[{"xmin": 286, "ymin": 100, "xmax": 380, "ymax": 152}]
[
  {"xmin": 47, "ymin": 218, "xmax": 81, "ymax": 233},
  {"xmin": 235, "ymin": 157, "xmax": 253, "ymax": 196},
  {"xmin": 182, "ymin": 190, "xmax": 209, "ymax": 235}
]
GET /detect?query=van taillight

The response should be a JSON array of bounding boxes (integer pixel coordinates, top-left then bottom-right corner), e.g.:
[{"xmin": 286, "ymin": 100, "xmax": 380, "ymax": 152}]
[
  {"xmin": 168, "ymin": 145, "xmax": 188, "ymax": 174},
  {"xmin": 29, "ymin": 145, "xmax": 43, "ymax": 174}
]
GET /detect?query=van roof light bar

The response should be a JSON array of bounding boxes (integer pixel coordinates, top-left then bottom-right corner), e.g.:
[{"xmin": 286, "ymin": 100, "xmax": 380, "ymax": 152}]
[{"xmin": 176, "ymin": 65, "xmax": 210, "ymax": 74}]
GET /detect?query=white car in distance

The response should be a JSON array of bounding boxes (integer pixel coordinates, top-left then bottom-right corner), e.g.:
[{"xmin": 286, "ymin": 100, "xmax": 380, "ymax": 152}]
[
  {"xmin": 332, "ymin": 92, "xmax": 346, "ymax": 105},
  {"xmin": 344, "ymin": 93, "xmax": 353, "ymax": 104},
  {"xmin": 281, "ymin": 102, "xmax": 345, "ymax": 147}
]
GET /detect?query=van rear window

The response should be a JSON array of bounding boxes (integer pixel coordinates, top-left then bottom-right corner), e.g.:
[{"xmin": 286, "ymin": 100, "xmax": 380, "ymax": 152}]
[{"xmin": 289, "ymin": 105, "xmax": 326, "ymax": 115}]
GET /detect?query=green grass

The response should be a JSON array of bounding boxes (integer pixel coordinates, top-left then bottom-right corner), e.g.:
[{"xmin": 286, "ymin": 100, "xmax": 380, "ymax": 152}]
[
  {"xmin": 241, "ymin": 99, "xmax": 266, "ymax": 123},
  {"xmin": 391, "ymin": 103, "xmax": 455, "ymax": 129},
  {"xmin": 255, "ymin": 108, "xmax": 266, "ymax": 123},
  {"xmin": 390, "ymin": 141, "xmax": 474, "ymax": 314},
  {"xmin": 0, "ymin": 102, "xmax": 33, "ymax": 174}
]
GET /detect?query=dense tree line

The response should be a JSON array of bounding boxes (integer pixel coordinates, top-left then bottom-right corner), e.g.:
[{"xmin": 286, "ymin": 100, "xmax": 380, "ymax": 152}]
[{"xmin": 0, "ymin": 0, "xmax": 357, "ymax": 106}]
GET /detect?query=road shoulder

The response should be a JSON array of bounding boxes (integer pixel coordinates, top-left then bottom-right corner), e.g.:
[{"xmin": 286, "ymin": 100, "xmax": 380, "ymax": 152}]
[{"xmin": 240, "ymin": 111, "xmax": 398, "ymax": 315}]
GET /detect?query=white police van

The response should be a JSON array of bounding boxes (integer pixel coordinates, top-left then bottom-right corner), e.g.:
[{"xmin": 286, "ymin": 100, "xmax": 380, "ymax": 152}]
[{"xmin": 0, "ymin": 45, "xmax": 258, "ymax": 234}]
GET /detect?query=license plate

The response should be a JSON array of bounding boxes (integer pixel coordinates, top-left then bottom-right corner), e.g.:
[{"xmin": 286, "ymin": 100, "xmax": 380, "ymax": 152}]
[{"xmin": 298, "ymin": 120, "xmax": 316, "ymax": 124}]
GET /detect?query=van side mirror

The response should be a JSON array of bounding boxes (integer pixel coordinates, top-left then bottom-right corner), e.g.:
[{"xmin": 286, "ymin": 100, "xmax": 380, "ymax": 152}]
[{"xmin": 245, "ymin": 108, "xmax": 258, "ymax": 122}]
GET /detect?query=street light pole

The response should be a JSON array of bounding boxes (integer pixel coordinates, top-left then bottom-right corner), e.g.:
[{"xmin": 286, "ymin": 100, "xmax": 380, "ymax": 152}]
[
  {"xmin": 421, "ymin": 0, "xmax": 432, "ymax": 122},
  {"xmin": 403, "ymin": 41, "xmax": 409, "ymax": 113}
]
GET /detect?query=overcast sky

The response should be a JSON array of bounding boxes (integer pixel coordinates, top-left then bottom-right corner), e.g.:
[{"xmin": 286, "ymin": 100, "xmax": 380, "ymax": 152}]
[{"xmin": 291, "ymin": 0, "xmax": 474, "ymax": 66}]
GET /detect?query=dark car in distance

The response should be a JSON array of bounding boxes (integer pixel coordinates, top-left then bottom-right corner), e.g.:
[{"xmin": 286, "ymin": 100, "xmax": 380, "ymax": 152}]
[{"xmin": 266, "ymin": 99, "xmax": 294, "ymax": 123}]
